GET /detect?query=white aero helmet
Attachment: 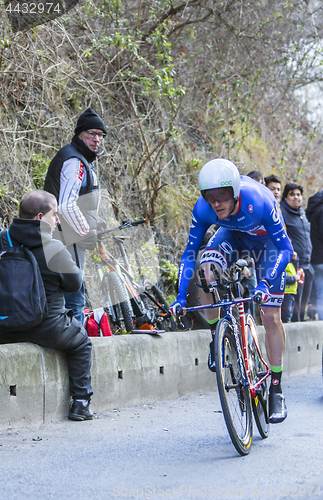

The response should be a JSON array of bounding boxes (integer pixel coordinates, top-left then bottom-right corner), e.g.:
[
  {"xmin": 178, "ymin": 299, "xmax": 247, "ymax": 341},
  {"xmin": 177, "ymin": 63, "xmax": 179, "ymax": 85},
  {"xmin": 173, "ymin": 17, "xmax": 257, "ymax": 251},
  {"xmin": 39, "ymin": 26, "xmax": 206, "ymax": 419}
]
[{"xmin": 198, "ymin": 158, "xmax": 241, "ymax": 199}]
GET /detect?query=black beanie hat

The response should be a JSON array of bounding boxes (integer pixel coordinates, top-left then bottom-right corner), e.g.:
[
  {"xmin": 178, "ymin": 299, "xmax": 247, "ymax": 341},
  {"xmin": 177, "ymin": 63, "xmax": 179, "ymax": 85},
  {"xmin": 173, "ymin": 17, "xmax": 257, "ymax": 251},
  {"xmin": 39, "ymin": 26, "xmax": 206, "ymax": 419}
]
[{"xmin": 74, "ymin": 108, "xmax": 107, "ymax": 136}]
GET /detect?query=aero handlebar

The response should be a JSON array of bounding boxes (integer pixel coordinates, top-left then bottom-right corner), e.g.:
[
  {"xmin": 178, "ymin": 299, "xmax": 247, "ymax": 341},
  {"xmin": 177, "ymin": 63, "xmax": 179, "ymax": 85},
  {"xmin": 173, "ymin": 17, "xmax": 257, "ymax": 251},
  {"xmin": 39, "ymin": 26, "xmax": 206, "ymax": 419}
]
[{"xmin": 98, "ymin": 218, "xmax": 147, "ymax": 235}]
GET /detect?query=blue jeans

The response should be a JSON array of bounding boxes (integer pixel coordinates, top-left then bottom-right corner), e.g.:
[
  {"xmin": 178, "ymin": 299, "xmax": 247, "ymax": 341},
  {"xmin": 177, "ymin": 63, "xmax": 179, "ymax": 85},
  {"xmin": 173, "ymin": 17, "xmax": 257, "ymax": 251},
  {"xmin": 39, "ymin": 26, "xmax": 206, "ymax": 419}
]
[
  {"xmin": 64, "ymin": 245, "xmax": 86, "ymax": 324},
  {"xmin": 313, "ymin": 264, "xmax": 323, "ymax": 320},
  {"xmin": 292, "ymin": 265, "xmax": 314, "ymax": 322},
  {"xmin": 281, "ymin": 294, "xmax": 295, "ymax": 323}
]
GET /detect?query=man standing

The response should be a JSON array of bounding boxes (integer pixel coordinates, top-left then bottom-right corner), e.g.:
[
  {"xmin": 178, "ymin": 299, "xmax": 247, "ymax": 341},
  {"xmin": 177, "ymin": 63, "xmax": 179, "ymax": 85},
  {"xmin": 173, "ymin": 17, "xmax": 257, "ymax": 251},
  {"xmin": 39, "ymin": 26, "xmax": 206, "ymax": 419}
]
[
  {"xmin": 44, "ymin": 108, "xmax": 106, "ymax": 323},
  {"xmin": 0, "ymin": 190, "xmax": 94, "ymax": 421},
  {"xmin": 280, "ymin": 183, "xmax": 313, "ymax": 322},
  {"xmin": 170, "ymin": 159, "xmax": 293, "ymax": 423},
  {"xmin": 264, "ymin": 174, "xmax": 282, "ymax": 201},
  {"xmin": 306, "ymin": 190, "xmax": 323, "ymax": 320}
]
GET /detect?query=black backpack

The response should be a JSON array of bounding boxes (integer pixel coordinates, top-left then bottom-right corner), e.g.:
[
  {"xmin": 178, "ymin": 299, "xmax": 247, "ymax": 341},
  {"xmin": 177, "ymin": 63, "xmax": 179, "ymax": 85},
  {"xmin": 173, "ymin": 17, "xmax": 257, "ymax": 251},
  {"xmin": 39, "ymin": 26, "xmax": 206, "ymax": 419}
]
[{"xmin": 0, "ymin": 231, "xmax": 48, "ymax": 333}]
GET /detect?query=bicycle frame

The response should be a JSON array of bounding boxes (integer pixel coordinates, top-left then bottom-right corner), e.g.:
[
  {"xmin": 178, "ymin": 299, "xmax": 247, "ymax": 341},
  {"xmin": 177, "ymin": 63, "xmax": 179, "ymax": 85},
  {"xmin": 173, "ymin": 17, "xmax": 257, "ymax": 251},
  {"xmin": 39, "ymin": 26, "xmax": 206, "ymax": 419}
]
[
  {"xmin": 185, "ymin": 294, "xmax": 270, "ymax": 399},
  {"xmin": 96, "ymin": 237, "xmax": 144, "ymax": 311},
  {"xmin": 92, "ymin": 220, "xmax": 174, "ymax": 331}
]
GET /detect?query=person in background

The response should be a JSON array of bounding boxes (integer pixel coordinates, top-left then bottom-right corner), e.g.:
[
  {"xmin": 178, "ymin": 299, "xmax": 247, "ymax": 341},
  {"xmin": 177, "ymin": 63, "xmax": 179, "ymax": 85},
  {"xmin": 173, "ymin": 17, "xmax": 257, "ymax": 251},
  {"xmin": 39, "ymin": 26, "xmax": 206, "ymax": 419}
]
[
  {"xmin": 281, "ymin": 252, "xmax": 303, "ymax": 323},
  {"xmin": 247, "ymin": 170, "xmax": 264, "ymax": 184},
  {"xmin": 280, "ymin": 182, "xmax": 313, "ymax": 322},
  {"xmin": 44, "ymin": 108, "xmax": 106, "ymax": 324},
  {"xmin": 265, "ymin": 174, "xmax": 282, "ymax": 201},
  {"xmin": 306, "ymin": 190, "xmax": 323, "ymax": 320}
]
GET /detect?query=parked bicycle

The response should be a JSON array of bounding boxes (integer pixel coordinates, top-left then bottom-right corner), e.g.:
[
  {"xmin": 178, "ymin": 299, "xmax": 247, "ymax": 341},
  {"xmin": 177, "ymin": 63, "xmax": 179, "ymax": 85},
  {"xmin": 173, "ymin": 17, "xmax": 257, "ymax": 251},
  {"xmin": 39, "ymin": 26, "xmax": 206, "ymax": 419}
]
[
  {"xmin": 175, "ymin": 258, "xmax": 269, "ymax": 456},
  {"xmin": 88, "ymin": 219, "xmax": 176, "ymax": 334}
]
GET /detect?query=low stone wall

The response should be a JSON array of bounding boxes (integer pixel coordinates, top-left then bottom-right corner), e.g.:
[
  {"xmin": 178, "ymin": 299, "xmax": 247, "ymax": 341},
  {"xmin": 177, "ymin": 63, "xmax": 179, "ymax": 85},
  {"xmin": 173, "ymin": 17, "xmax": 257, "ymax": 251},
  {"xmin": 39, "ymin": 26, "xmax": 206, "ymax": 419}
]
[{"xmin": 0, "ymin": 321, "xmax": 322, "ymax": 429}]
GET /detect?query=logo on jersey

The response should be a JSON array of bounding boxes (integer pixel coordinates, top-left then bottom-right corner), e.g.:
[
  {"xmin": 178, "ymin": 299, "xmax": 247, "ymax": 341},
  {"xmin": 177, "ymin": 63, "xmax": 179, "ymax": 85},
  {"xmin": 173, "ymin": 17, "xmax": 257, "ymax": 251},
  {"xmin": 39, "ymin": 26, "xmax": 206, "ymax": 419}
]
[
  {"xmin": 270, "ymin": 253, "xmax": 283, "ymax": 279},
  {"xmin": 78, "ymin": 162, "xmax": 84, "ymax": 181},
  {"xmin": 248, "ymin": 204, "xmax": 253, "ymax": 213},
  {"xmin": 280, "ymin": 271, "xmax": 285, "ymax": 291},
  {"xmin": 270, "ymin": 206, "xmax": 280, "ymax": 225},
  {"xmin": 200, "ymin": 249, "xmax": 228, "ymax": 272},
  {"xmin": 178, "ymin": 263, "xmax": 184, "ymax": 285},
  {"xmin": 245, "ymin": 225, "xmax": 267, "ymax": 236},
  {"xmin": 219, "ymin": 240, "xmax": 233, "ymax": 255},
  {"xmin": 192, "ymin": 214, "xmax": 198, "ymax": 223},
  {"xmin": 262, "ymin": 294, "xmax": 284, "ymax": 307}
]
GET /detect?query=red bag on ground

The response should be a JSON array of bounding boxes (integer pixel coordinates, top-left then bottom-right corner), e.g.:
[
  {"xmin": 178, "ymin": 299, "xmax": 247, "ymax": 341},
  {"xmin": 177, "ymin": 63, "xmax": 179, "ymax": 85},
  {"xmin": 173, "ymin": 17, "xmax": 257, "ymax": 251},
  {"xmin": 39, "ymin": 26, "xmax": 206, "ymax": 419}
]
[{"xmin": 84, "ymin": 307, "xmax": 112, "ymax": 337}]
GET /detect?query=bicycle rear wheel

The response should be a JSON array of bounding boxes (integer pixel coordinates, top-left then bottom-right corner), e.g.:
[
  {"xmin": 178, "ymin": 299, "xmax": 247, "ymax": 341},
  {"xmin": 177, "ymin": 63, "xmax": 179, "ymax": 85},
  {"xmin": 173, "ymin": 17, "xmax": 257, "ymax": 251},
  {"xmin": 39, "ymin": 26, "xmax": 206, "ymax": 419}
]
[
  {"xmin": 245, "ymin": 313, "xmax": 269, "ymax": 439},
  {"xmin": 102, "ymin": 271, "xmax": 134, "ymax": 332},
  {"xmin": 214, "ymin": 318, "xmax": 253, "ymax": 456},
  {"xmin": 144, "ymin": 280, "xmax": 177, "ymax": 332}
]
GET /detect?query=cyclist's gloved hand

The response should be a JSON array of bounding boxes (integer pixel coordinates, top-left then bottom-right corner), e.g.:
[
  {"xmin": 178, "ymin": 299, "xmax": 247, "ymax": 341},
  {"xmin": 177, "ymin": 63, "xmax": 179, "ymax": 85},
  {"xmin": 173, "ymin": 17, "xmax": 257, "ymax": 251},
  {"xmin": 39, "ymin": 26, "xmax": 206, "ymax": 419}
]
[
  {"xmin": 252, "ymin": 280, "xmax": 271, "ymax": 304},
  {"xmin": 170, "ymin": 298, "xmax": 185, "ymax": 317}
]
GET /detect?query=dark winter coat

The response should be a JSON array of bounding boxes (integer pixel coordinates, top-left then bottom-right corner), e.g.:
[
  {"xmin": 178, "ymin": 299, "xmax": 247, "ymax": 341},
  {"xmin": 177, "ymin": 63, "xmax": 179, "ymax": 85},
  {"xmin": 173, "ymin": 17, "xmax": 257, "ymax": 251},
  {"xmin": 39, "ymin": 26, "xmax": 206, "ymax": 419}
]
[
  {"xmin": 280, "ymin": 199, "xmax": 312, "ymax": 269},
  {"xmin": 0, "ymin": 218, "xmax": 83, "ymax": 337},
  {"xmin": 44, "ymin": 135, "xmax": 99, "ymax": 250},
  {"xmin": 306, "ymin": 190, "xmax": 323, "ymax": 266}
]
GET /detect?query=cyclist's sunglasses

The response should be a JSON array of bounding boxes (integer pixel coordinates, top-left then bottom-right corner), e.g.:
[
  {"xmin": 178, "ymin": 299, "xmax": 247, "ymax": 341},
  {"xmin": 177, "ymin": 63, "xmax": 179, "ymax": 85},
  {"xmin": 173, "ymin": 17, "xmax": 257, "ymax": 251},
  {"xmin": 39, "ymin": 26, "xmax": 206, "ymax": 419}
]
[{"xmin": 203, "ymin": 187, "xmax": 234, "ymax": 204}]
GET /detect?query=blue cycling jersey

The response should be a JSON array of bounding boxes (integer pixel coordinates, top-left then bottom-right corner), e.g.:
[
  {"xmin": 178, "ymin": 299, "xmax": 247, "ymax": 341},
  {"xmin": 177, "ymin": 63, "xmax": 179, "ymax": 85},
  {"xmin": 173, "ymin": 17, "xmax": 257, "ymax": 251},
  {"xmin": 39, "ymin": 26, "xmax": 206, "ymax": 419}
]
[{"xmin": 177, "ymin": 176, "xmax": 293, "ymax": 304}]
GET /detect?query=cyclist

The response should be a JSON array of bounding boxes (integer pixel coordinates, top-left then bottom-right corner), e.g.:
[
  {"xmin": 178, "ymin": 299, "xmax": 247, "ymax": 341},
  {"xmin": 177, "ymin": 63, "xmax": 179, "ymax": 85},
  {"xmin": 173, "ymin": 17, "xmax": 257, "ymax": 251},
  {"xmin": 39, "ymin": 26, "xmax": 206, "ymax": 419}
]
[{"xmin": 170, "ymin": 159, "xmax": 293, "ymax": 424}]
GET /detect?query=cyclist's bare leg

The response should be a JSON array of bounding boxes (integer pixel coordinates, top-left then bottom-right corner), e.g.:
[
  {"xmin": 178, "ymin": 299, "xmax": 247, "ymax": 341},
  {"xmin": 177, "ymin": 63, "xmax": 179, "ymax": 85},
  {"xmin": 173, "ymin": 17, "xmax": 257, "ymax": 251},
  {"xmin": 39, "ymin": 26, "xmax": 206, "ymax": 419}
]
[
  {"xmin": 261, "ymin": 307, "xmax": 286, "ymax": 367},
  {"xmin": 198, "ymin": 262, "xmax": 221, "ymax": 372}
]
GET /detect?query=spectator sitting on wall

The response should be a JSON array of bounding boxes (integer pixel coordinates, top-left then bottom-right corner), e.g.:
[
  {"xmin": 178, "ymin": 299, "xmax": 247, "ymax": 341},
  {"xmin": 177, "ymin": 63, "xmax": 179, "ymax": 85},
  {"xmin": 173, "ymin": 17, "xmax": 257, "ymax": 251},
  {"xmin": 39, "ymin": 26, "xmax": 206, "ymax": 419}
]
[{"xmin": 0, "ymin": 190, "xmax": 94, "ymax": 421}]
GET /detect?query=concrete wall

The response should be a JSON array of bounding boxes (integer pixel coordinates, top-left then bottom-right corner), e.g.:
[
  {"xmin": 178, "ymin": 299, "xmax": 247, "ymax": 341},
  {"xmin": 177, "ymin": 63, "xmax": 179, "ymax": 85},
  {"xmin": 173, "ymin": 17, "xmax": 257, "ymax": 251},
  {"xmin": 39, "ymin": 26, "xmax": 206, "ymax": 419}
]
[{"xmin": 0, "ymin": 322, "xmax": 322, "ymax": 429}]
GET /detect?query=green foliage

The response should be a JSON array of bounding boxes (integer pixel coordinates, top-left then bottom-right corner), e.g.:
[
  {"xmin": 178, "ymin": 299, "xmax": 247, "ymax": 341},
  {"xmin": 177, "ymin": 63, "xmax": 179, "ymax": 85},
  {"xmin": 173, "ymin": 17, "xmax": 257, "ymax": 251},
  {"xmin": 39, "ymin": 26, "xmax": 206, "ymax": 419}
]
[
  {"xmin": 93, "ymin": 23, "xmax": 185, "ymax": 108},
  {"xmin": 0, "ymin": 185, "xmax": 8, "ymax": 196},
  {"xmin": 159, "ymin": 258, "xmax": 178, "ymax": 296},
  {"xmin": 29, "ymin": 154, "xmax": 51, "ymax": 190}
]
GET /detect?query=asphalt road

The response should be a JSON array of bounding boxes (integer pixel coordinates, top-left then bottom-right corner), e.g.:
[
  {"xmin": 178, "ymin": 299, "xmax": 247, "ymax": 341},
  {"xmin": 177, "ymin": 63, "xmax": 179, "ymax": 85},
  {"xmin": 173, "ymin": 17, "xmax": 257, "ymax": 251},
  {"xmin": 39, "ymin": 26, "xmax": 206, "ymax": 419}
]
[{"xmin": 0, "ymin": 371, "xmax": 322, "ymax": 500}]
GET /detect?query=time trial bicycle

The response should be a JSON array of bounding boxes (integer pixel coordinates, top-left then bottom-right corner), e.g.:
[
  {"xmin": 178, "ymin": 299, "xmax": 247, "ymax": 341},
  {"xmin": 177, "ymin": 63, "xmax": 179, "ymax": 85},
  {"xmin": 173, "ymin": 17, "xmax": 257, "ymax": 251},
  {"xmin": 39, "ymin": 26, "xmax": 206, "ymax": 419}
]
[{"xmin": 177, "ymin": 258, "xmax": 270, "ymax": 456}]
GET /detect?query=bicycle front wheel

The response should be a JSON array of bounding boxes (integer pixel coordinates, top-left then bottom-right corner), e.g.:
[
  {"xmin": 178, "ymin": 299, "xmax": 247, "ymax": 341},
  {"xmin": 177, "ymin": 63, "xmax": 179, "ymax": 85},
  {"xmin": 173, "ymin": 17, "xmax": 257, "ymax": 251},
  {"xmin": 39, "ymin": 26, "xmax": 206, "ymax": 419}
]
[
  {"xmin": 214, "ymin": 318, "xmax": 253, "ymax": 456},
  {"xmin": 245, "ymin": 314, "xmax": 269, "ymax": 439}
]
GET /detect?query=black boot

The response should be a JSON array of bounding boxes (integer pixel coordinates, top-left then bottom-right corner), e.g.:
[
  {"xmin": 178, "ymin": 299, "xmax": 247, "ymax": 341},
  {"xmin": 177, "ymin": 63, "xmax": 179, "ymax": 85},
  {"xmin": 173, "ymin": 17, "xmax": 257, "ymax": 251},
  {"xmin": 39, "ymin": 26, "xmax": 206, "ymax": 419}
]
[{"xmin": 68, "ymin": 399, "xmax": 94, "ymax": 421}]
